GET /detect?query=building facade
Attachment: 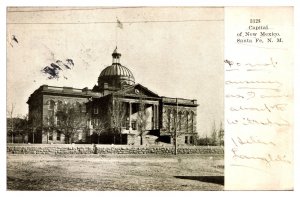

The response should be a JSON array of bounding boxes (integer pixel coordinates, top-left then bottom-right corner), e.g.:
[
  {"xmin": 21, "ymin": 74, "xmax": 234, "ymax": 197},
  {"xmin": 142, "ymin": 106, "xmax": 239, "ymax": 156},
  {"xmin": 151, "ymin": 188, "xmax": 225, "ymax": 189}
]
[{"xmin": 27, "ymin": 48, "xmax": 198, "ymax": 145}]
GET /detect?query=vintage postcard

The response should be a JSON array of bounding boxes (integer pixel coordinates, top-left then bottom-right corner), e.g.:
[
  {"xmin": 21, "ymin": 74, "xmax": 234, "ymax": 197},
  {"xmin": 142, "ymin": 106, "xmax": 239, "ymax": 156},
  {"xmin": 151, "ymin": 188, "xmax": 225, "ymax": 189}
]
[{"xmin": 5, "ymin": 6, "xmax": 293, "ymax": 191}]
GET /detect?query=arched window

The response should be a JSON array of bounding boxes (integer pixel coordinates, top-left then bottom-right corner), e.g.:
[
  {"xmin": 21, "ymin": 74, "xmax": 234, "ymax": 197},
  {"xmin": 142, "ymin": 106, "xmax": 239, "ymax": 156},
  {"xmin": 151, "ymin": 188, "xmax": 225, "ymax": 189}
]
[
  {"xmin": 81, "ymin": 103, "xmax": 86, "ymax": 113},
  {"xmin": 48, "ymin": 100, "xmax": 55, "ymax": 117},
  {"xmin": 172, "ymin": 109, "xmax": 176, "ymax": 130},
  {"xmin": 186, "ymin": 111, "xmax": 189, "ymax": 132},
  {"xmin": 57, "ymin": 100, "xmax": 63, "ymax": 111},
  {"xmin": 178, "ymin": 111, "xmax": 182, "ymax": 131},
  {"xmin": 75, "ymin": 102, "xmax": 81, "ymax": 113},
  {"xmin": 167, "ymin": 109, "xmax": 171, "ymax": 131},
  {"xmin": 48, "ymin": 100, "xmax": 55, "ymax": 110},
  {"xmin": 56, "ymin": 101, "xmax": 63, "ymax": 126},
  {"xmin": 191, "ymin": 111, "xmax": 194, "ymax": 133}
]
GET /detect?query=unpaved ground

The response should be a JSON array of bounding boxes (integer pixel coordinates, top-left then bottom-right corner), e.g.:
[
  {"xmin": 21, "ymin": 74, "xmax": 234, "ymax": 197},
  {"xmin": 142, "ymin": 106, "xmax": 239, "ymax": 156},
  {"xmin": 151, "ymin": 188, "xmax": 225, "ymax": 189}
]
[{"xmin": 7, "ymin": 154, "xmax": 224, "ymax": 191}]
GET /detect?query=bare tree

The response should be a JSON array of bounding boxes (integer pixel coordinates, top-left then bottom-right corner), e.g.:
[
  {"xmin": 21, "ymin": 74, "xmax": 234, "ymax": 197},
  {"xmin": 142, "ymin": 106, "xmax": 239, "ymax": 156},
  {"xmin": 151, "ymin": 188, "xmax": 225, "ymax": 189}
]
[
  {"xmin": 211, "ymin": 121, "xmax": 218, "ymax": 146},
  {"xmin": 7, "ymin": 113, "xmax": 32, "ymax": 144},
  {"xmin": 43, "ymin": 112, "xmax": 56, "ymax": 143},
  {"xmin": 136, "ymin": 96, "xmax": 150, "ymax": 145},
  {"xmin": 28, "ymin": 110, "xmax": 42, "ymax": 143},
  {"xmin": 109, "ymin": 94, "xmax": 126, "ymax": 144},
  {"xmin": 7, "ymin": 103, "xmax": 15, "ymax": 143},
  {"xmin": 55, "ymin": 102, "xmax": 87, "ymax": 144},
  {"xmin": 207, "ymin": 121, "xmax": 224, "ymax": 146},
  {"xmin": 218, "ymin": 121, "xmax": 224, "ymax": 146},
  {"xmin": 18, "ymin": 114, "xmax": 30, "ymax": 143},
  {"xmin": 92, "ymin": 115, "xmax": 108, "ymax": 144}
]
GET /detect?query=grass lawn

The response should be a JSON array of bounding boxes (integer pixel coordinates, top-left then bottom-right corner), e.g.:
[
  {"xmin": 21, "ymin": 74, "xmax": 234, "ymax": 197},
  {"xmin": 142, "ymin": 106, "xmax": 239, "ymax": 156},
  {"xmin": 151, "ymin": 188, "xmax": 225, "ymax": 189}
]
[{"xmin": 7, "ymin": 154, "xmax": 224, "ymax": 191}]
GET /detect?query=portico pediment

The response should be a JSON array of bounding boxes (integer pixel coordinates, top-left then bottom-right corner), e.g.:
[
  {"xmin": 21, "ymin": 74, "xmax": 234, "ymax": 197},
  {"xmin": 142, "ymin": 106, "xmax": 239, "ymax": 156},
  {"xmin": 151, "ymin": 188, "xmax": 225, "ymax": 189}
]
[{"xmin": 113, "ymin": 84, "xmax": 160, "ymax": 98}]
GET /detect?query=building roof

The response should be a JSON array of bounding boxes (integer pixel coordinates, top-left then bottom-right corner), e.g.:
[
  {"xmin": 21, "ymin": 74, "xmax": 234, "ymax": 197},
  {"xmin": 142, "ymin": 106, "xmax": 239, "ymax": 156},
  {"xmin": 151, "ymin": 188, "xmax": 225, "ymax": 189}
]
[
  {"xmin": 100, "ymin": 64, "xmax": 135, "ymax": 80},
  {"xmin": 26, "ymin": 85, "xmax": 101, "ymax": 104}
]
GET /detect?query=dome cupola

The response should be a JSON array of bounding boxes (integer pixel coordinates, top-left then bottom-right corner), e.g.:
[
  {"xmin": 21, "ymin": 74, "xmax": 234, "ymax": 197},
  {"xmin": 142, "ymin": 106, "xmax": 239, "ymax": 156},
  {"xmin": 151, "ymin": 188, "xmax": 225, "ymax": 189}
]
[{"xmin": 98, "ymin": 47, "xmax": 135, "ymax": 90}]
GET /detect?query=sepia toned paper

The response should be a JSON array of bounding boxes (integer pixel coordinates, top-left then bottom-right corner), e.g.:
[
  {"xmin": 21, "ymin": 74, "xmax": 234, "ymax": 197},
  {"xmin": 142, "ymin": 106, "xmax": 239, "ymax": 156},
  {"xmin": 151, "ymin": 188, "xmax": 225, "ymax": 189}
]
[
  {"xmin": 5, "ymin": 5, "xmax": 294, "ymax": 191},
  {"xmin": 6, "ymin": 6, "xmax": 225, "ymax": 191}
]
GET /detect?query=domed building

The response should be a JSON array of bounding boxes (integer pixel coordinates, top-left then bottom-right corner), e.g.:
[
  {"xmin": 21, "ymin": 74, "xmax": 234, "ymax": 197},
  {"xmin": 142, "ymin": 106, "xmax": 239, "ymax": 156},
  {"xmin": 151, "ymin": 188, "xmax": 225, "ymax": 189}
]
[{"xmin": 27, "ymin": 48, "xmax": 198, "ymax": 145}]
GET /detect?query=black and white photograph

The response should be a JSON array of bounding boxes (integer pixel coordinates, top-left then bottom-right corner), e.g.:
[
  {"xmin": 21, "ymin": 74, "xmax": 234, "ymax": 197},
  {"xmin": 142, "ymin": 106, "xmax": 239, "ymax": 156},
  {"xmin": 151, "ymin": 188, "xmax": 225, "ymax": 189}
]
[
  {"xmin": 6, "ymin": 6, "xmax": 223, "ymax": 191},
  {"xmin": 4, "ymin": 2, "xmax": 297, "ymax": 193}
]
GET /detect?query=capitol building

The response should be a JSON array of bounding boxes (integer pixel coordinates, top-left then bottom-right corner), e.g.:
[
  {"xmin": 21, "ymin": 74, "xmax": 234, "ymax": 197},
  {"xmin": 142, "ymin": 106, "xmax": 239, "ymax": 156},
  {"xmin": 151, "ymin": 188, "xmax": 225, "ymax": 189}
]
[{"xmin": 27, "ymin": 48, "xmax": 198, "ymax": 145}]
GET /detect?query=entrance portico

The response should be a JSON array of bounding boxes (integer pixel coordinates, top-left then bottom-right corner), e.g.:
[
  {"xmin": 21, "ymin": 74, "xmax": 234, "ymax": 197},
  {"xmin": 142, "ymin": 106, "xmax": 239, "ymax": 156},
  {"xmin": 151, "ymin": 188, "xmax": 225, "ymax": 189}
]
[{"xmin": 118, "ymin": 97, "xmax": 160, "ymax": 134}]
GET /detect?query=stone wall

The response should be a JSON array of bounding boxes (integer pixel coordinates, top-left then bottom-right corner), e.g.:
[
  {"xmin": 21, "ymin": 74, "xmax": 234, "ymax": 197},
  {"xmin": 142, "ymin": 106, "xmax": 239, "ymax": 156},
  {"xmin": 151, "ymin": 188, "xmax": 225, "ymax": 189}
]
[{"xmin": 7, "ymin": 144, "xmax": 223, "ymax": 155}]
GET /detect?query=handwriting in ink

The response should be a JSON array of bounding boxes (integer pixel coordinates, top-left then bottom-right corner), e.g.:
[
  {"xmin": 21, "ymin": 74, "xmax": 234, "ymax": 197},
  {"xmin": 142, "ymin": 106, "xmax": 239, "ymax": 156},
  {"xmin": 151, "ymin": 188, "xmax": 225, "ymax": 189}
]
[
  {"xmin": 232, "ymin": 148, "xmax": 291, "ymax": 167},
  {"xmin": 231, "ymin": 136, "xmax": 276, "ymax": 147},
  {"xmin": 230, "ymin": 103, "xmax": 287, "ymax": 112}
]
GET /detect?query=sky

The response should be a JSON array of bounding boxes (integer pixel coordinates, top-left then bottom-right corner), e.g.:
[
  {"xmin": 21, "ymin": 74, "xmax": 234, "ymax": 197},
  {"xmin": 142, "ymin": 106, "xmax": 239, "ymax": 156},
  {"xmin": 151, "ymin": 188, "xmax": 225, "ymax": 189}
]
[{"xmin": 7, "ymin": 7, "xmax": 224, "ymax": 137}]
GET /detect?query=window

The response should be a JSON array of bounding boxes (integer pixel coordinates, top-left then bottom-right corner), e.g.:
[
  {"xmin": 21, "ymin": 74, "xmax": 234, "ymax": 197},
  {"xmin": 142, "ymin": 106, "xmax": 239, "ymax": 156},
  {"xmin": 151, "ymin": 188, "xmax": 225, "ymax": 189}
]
[
  {"xmin": 49, "ymin": 131, "xmax": 53, "ymax": 141},
  {"xmin": 92, "ymin": 118, "xmax": 99, "ymax": 126},
  {"xmin": 173, "ymin": 109, "xmax": 176, "ymax": 130},
  {"xmin": 179, "ymin": 112, "xmax": 182, "ymax": 131},
  {"xmin": 132, "ymin": 121, "xmax": 136, "ymax": 130},
  {"xmin": 78, "ymin": 131, "xmax": 82, "ymax": 140},
  {"xmin": 168, "ymin": 109, "xmax": 172, "ymax": 131},
  {"xmin": 57, "ymin": 118, "xmax": 61, "ymax": 126},
  {"xmin": 190, "ymin": 136, "xmax": 193, "ymax": 144},
  {"xmin": 75, "ymin": 102, "xmax": 83, "ymax": 113},
  {"xmin": 186, "ymin": 112, "xmax": 189, "ymax": 132},
  {"xmin": 57, "ymin": 131, "xmax": 61, "ymax": 141},
  {"xmin": 48, "ymin": 100, "xmax": 55, "ymax": 110},
  {"xmin": 95, "ymin": 118, "xmax": 99, "ymax": 126},
  {"xmin": 94, "ymin": 107, "xmax": 98, "ymax": 114},
  {"xmin": 191, "ymin": 111, "xmax": 194, "ymax": 133},
  {"xmin": 185, "ymin": 136, "xmax": 189, "ymax": 144},
  {"xmin": 47, "ymin": 114, "xmax": 55, "ymax": 125},
  {"xmin": 81, "ymin": 105, "xmax": 86, "ymax": 113},
  {"xmin": 167, "ymin": 110, "xmax": 171, "ymax": 131},
  {"xmin": 125, "ymin": 121, "xmax": 129, "ymax": 130},
  {"xmin": 48, "ymin": 100, "xmax": 55, "ymax": 118},
  {"xmin": 57, "ymin": 101, "xmax": 63, "ymax": 111}
]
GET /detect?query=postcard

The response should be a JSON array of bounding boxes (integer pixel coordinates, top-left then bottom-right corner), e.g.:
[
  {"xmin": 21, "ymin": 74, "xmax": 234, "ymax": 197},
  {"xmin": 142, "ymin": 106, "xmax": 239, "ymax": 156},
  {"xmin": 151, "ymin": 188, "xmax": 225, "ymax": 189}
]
[{"xmin": 5, "ymin": 6, "xmax": 294, "ymax": 191}]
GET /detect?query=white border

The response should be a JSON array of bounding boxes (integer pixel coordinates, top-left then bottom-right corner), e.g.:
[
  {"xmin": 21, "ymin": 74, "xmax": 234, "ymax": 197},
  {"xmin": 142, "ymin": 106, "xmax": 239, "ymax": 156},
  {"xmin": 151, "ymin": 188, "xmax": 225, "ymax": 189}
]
[{"xmin": 1, "ymin": 0, "xmax": 299, "ymax": 196}]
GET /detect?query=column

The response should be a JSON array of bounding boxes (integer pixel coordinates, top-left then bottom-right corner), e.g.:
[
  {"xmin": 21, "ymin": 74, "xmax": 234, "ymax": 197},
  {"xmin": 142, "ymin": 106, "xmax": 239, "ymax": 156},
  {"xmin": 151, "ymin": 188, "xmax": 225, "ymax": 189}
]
[
  {"xmin": 157, "ymin": 105, "xmax": 159, "ymax": 129},
  {"xmin": 152, "ymin": 105, "xmax": 155, "ymax": 130},
  {"xmin": 54, "ymin": 101, "xmax": 57, "ymax": 125},
  {"xmin": 156, "ymin": 104, "xmax": 159, "ymax": 129},
  {"xmin": 191, "ymin": 112, "xmax": 194, "ymax": 133},
  {"xmin": 129, "ymin": 102, "xmax": 132, "ymax": 132},
  {"xmin": 154, "ymin": 104, "xmax": 157, "ymax": 130}
]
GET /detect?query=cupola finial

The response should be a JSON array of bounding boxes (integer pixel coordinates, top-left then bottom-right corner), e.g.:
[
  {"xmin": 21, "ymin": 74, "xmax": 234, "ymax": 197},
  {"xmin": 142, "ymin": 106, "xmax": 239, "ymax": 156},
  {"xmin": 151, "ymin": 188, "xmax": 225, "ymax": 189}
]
[{"xmin": 112, "ymin": 46, "xmax": 121, "ymax": 64}]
